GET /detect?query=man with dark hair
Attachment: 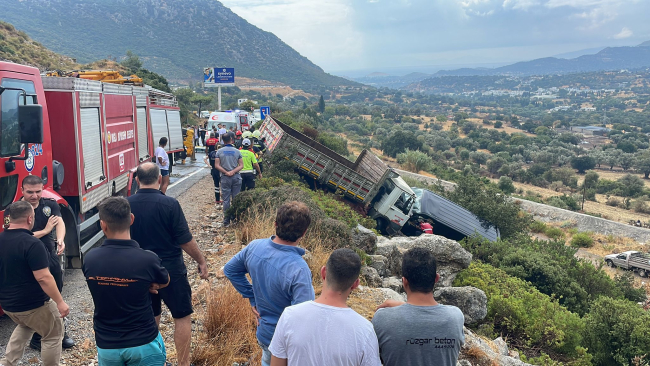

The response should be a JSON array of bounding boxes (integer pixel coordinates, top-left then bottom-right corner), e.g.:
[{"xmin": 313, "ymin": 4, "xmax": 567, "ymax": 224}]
[
  {"xmin": 203, "ymin": 133, "xmax": 222, "ymax": 204},
  {"xmin": 214, "ymin": 132, "xmax": 243, "ymax": 226},
  {"xmin": 128, "ymin": 162, "xmax": 208, "ymax": 366},
  {"xmin": 224, "ymin": 201, "xmax": 315, "ymax": 366},
  {"xmin": 0, "ymin": 201, "xmax": 69, "ymax": 366},
  {"xmin": 269, "ymin": 249, "xmax": 381, "ymax": 366},
  {"xmin": 3, "ymin": 176, "xmax": 75, "ymax": 350},
  {"xmin": 155, "ymin": 137, "xmax": 170, "ymax": 194},
  {"xmin": 84, "ymin": 197, "xmax": 170, "ymax": 366},
  {"xmin": 372, "ymin": 247, "xmax": 464, "ymax": 366}
]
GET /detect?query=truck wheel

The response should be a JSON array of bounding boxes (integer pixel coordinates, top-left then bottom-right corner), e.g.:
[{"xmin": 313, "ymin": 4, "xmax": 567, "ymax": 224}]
[
  {"xmin": 606, "ymin": 260, "xmax": 614, "ymax": 268},
  {"xmin": 640, "ymin": 269, "xmax": 647, "ymax": 278},
  {"xmin": 376, "ymin": 218, "xmax": 388, "ymax": 235}
]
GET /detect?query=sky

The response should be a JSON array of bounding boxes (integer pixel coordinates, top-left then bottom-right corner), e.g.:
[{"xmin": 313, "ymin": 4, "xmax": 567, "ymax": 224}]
[{"xmin": 220, "ymin": 0, "xmax": 650, "ymax": 76}]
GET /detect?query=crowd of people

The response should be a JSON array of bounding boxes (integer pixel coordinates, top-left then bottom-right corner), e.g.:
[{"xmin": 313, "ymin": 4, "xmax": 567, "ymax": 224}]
[{"xmin": 0, "ymin": 129, "xmax": 465, "ymax": 366}]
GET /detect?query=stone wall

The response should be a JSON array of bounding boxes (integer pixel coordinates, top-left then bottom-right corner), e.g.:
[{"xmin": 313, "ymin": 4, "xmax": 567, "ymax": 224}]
[{"xmin": 397, "ymin": 169, "xmax": 650, "ymax": 245}]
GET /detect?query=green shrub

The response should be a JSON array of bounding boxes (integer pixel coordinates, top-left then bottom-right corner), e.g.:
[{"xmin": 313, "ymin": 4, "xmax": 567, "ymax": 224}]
[
  {"xmin": 544, "ymin": 227, "xmax": 565, "ymax": 240},
  {"xmin": 546, "ymin": 196, "xmax": 569, "ymax": 210},
  {"xmin": 530, "ymin": 221, "xmax": 548, "ymax": 233},
  {"xmin": 583, "ymin": 297, "xmax": 650, "ymax": 365},
  {"xmin": 455, "ymin": 262, "xmax": 585, "ymax": 357},
  {"xmin": 317, "ymin": 132, "xmax": 349, "ymax": 156},
  {"xmin": 396, "ymin": 149, "xmax": 433, "ymax": 173},
  {"xmin": 571, "ymin": 232, "xmax": 594, "ymax": 248}
]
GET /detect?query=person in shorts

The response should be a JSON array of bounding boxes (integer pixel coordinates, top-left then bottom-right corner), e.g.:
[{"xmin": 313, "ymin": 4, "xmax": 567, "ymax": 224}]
[
  {"xmin": 154, "ymin": 137, "xmax": 170, "ymax": 194},
  {"xmin": 83, "ymin": 197, "xmax": 170, "ymax": 366},
  {"xmin": 128, "ymin": 163, "xmax": 209, "ymax": 366}
]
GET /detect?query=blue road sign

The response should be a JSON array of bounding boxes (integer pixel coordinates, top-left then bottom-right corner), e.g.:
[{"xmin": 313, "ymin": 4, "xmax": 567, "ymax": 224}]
[{"xmin": 260, "ymin": 106, "xmax": 270, "ymax": 120}]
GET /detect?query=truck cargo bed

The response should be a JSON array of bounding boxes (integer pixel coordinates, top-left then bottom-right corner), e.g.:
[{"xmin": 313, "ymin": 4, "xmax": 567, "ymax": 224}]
[{"xmin": 261, "ymin": 117, "xmax": 390, "ymax": 203}]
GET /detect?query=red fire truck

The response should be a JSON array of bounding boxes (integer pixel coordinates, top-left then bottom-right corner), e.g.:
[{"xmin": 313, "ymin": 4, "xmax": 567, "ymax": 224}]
[{"xmin": 0, "ymin": 62, "xmax": 183, "ymax": 315}]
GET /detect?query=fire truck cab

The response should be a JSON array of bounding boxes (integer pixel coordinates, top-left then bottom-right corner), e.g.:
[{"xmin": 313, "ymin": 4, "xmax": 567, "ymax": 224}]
[{"xmin": 0, "ymin": 61, "xmax": 183, "ymax": 277}]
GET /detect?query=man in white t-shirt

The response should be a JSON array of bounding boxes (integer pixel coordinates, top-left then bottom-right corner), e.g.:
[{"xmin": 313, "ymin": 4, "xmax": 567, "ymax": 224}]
[
  {"xmin": 154, "ymin": 137, "xmax": 170, "ymax": 194},
  {"xmin": 218, "ymin": 124, "xmax": 228, "ymax": 145},
  {"xmin": 269, "ymin": 248, "xmax": 381, "ymax": 366}
]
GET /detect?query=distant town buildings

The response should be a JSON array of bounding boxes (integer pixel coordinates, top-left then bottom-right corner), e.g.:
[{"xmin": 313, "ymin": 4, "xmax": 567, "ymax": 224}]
[{"xmin": 570, "ymin": 126, "xmax": 610, "ymax": 136}]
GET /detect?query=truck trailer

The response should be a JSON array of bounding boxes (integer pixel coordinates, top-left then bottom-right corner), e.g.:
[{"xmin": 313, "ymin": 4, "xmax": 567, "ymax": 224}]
[{"xmin": 259, "ymin": 116, "xmax": 416, "ymax": 234}]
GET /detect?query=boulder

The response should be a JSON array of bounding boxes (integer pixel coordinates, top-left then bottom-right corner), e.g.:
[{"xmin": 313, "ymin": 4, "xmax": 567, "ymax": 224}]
[
  {"xmin": 351, "ymin": 224, "xmax": 378, "ymax": 254},
  {"xmin": 382, "ymin": 276, "xmax": 404, "ymax": 293},
  {"xmin": 360, "ymin": 266, "xmax": 382, "ymax": 288},
  {"xmin": 434, "ymin": 287, "xmax": 487, "ymax": 325},
  {"xmin": 379, "ymin": 288, "xmax": 407, "ymax": 302},
  {"xmin": 457, "ymin": 361, "xmax": 472, "ymax": 366},
  {"xmin": 377, "ymin": 234, "xmax": 472, "ymax": 288},
  {"xmin": 369, "ymin": 255, "xmax": 388, "ymax": 277},
  {"xmin": 493, "ymin": 337, "xmax": 509, "ymax": 356},
  {"xmin": 462, "ymin": 327, "xmax": 533, "ymax": 366}
]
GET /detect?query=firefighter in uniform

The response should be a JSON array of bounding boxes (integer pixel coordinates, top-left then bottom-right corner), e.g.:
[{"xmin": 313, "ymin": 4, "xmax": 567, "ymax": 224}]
[
  {"xmin": 3, "ymin": 176, "xmax": 75, "ymax": 350},
  {"xmin": 203, "ymin": 136, "xmax": 222, "ymax": 204},
  {"xmin": 251, "ymin": 130, "xmax": 266, "ymax": 173}
]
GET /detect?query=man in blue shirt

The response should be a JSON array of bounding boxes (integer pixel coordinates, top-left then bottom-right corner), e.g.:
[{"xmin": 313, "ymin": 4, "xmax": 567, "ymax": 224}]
[{"xmin": 224, "ymin": 201, "xmax": 315, "ymax": 366}]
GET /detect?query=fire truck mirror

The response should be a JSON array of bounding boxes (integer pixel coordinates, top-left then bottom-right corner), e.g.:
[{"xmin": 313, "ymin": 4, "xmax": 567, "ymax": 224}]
[{"xmin": 19, "ymin": 104, "xmax": 44, "ymax": 144}]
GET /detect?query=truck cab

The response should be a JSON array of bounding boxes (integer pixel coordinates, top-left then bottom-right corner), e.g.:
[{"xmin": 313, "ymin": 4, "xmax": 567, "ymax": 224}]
[{"xmin": 369, "ymin": 174, "xmax": 415, "ymax": 235}]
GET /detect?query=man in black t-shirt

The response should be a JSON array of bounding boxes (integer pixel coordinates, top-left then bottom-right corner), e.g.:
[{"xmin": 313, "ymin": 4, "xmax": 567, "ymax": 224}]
[
  {"xmin": 84, "ymin": 197, "xmax": 170, "ymax": 366},
  {"xmin": 14, "ymin": 175, "xmax": 75, "ymax": 349},
  {"xmin": 0, "ymin": 201, "xmax": 69, "ymax": 366},
  {"xmin": 128, "ymin": 162, "xmax": 209, "ymax": 366}
]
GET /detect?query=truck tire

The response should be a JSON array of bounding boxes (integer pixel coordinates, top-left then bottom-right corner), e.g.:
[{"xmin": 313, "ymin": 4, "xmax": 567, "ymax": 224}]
[
  {"xmin": 376, "ymin": 218, "xmax": 389, "ymax": 236},
  {"xmin": 640, "ymin": 269, "xmax": 647, "ymax": 278},
  {"xmin": 606, "ymin": 260, "xmax": 614, "ymax": 268}
]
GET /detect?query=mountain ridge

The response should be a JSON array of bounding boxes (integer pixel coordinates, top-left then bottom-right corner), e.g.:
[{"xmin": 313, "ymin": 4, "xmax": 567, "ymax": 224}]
[{"xmin": 1, "ymin": 0, "xmax": 355, "ymax": 88}]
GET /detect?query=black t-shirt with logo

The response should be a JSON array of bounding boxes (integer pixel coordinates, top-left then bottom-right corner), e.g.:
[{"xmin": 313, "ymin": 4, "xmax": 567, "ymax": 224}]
[
  {"xmin": 0, "ymin": 229, "xmax": 50, "ymax": 312},
  {"xmin": 127, "ymin": 189, "xmax": 193, "ymax": 275},
  {"xmin": 83, "ymin": 239, "xmax": 169, "ymax": 349}
]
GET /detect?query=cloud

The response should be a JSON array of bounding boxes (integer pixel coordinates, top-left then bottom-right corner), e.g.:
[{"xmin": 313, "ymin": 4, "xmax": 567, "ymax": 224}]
[
  {"xmin": 613, "ymin": 27, "xmax": 633, "ymax": 39},
  {"xmin": 219, "ymin": 0, "xmax": 650, "ymax": 73}
]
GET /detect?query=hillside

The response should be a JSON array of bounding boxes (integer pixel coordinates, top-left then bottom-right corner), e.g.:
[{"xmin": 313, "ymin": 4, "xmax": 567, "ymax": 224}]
[
  {"xmin": 432, "ymin": 43, "xmax": 650, "ymax": 77},
  {"xmin": 0, "ymin": 21, "xmax": 76, "ymax": 70},
  {"xmin": 1, "ymin": 0, "xmax": 355, "ymax": 88}
]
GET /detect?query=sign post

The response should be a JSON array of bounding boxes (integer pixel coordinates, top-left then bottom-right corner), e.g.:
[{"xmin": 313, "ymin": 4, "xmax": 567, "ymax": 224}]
[
  {"xmin": 203, "ymin": 67, "xmax": 235, "ymax": 111},
  {"xmin": 260, "ymin": 106, "xmax": 270, "ymax": 120}
]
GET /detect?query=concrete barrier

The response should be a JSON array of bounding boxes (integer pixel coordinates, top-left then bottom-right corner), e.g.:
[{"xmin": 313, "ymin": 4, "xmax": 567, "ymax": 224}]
[{"xmin": 397, "ymin": 169, "xmax": 650, "ymax": 244}]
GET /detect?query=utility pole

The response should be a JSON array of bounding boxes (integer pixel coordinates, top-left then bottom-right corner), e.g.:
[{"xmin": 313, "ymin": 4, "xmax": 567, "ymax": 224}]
[
  {"xmin": 582, "ymin": 183, "xmax": 586, "ymax": 211},
  {"xmin": 218, "ymin": 86, "xmax": 222, "ymax": 111}
]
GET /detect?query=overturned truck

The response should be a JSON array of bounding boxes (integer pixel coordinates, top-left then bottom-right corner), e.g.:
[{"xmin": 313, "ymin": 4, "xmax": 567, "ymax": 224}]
[{"xmin": 258, "ymin": 116, "xmax": 499, "ymax": 241}]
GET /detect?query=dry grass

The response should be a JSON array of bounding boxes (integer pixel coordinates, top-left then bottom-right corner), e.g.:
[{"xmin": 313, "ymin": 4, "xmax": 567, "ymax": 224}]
[
  {"xmin": 463, "ymin": 345, "xmax": 499, "ymax": 366},
  {"xmin": 191, "ymin": 284, "xmax": 261, "ymax": 366}
]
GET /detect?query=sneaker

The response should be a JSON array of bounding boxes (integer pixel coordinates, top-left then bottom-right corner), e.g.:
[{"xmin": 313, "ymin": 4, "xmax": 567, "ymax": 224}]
[
  {"xmin": 215, "ymin": 201, "xmax": 223, "ymax": 205},
  {"xmin": 223, "ymin": 221, "xmax": 231, "ymax": 228}
]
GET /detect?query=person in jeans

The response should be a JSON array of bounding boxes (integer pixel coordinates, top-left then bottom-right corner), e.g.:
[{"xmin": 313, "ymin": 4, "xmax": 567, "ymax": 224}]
[
  {"xmin": 0, "ymin": 201, "xmax": 70, "ymax": 366},
  {"xmin": 154, "ymin": 137, "xmax": 170, "ymax": 194},
  {"xmin": 224, "ymin": 201, "xmax": 315, "ymax": 366},
  {"xmin": 83, "ymin": 197, "xmax": 170, "ymax": 366},
  {"xmin": 372, "ymin": 247, "xmax": 465, "ymax": 366},
  {"xmin": 269, "ymin": 248, "xmax": 381, "ymax": 366},
  {"xmin": 214, "ymin": 132, "xmax": 243, "ymax": 227},
  {"xmin": 128, "ymin": 163, "xmax": 209, "ymax": 366}
]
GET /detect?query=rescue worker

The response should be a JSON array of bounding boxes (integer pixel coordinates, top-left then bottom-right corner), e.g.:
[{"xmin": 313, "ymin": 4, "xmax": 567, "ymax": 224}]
[
  {"xmin": 203, "ymin": 135, "xmax": 222, "ymax": 204},
  {"xmin": 234, "ymin": 130, "xmax": 243, "ymax": 149},
  {"xmin": 206, "ymin": 131, "xmax": 218, "ymax": 154},
  {"xmin": 251, "ymin": 130, "xmax": 267, "ymax": 173},
  {"xmin": 239, "ymin": 138, "xmax": 263, "ymax": 191},
  {"xmin": 3, "ymin": 176, "xmax": 75, "ymax": 350},
  {"xmin": 242, "ymin": 130, "xmax": 253, "ymax": 140}
]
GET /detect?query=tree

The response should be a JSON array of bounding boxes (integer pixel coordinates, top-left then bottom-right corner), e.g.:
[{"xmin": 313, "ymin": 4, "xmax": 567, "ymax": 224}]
[
  {"xmin": 318, "ymin": 95, "xmax": 325, "ymax": 113},
  {"xmin": 617, "ymin": 140, "xmax": 637, "ymax": 153},
  {"xmin": 584, "ymin": 170, "xmax": 599, "ymax": 189},
  {"xmin": 470, "ymin": 151, "xmax": 489, "ymax": 165},
  {"xmin": 571, "ymin": 156, "xmax": 596, "ymax": 174},
  {"xmin": 618, "ymin": 174, "xmax": 645, "ymax": 197},
  {"xmin": 498, "ymin": 176, "xmax": 516, "ymax": 194},
  {"xmin": 121, "ymin": 50, "xmax": 142, "ymax": 74},
  {"xmin": 381, "ymin": 130, "xmax": 420, "ymax": 158},
  {"xmin": 444, "ymin": 177, "xmax": 532, "ymax": 238},
  {"xmin": 619, "ymin": 152, "xmax": 634, "ymax": 171},
  {"xmin": 635, "ymin": 151, "xmax": 650, "ymax": 178},
  {"xmin": 239, "ymin": 100, "xmax": 258, "ymax": 112},
  {"xmin": 494, "ymin": 121, "xmax": 503, "ymax": 128}
]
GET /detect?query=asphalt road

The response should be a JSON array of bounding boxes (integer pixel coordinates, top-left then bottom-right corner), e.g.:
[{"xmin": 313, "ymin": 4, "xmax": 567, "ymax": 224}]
[{"xmin": 0, "ymin": 152, "xmax": 210, "ymax": 363}]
